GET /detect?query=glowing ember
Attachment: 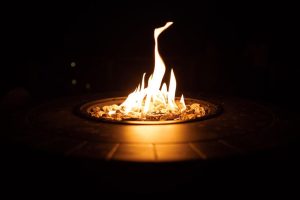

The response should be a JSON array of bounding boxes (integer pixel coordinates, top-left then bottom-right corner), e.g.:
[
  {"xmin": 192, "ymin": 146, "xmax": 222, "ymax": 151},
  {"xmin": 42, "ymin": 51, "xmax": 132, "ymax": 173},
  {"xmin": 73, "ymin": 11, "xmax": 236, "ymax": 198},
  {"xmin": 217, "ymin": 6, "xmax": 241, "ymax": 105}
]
[{"xmin": 89, "ymin": 22, "xmax": 206, "ymax": 122}]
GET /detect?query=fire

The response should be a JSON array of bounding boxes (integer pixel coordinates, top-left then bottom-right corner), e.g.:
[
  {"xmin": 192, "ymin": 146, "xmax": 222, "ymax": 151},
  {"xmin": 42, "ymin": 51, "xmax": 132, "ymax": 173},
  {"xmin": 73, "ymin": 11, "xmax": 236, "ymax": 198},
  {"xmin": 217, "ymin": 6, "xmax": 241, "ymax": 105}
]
[
  {"xmin": 88, "ymin": 22, "xmax": 206, "ymax": 122},
  {"xmin": 120, "ymin": 22, "xmax": 186, "ymax": 114}
]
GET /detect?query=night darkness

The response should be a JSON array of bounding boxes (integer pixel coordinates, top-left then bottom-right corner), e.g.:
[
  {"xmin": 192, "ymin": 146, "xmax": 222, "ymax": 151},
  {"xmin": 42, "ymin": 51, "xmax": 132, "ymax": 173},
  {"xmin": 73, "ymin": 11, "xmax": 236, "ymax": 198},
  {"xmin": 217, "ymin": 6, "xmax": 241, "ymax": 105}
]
[
  {"xmin": 1, "ymin": 1, "xmax": 299, "ymax": 197},
  {"xmin": 2, "ymin": 1, "xmax": 299, "ymax": 103}
]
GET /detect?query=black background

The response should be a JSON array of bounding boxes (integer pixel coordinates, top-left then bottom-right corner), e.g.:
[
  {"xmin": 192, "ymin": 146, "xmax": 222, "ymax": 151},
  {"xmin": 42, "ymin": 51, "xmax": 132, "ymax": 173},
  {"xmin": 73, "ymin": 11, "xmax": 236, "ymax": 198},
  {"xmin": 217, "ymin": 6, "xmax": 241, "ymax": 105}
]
[{"xmin": 1, "ymin": 1, "xmax": 298, "ymax": 106}]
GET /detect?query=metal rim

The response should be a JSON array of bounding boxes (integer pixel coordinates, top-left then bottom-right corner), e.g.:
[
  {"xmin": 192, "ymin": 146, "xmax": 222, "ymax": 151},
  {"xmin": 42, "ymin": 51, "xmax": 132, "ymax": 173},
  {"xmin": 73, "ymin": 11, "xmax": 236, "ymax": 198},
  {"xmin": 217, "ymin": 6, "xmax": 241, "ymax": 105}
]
[{"xmin": 76, "ymin": 97, "xmax": 222, "ymax": 125}]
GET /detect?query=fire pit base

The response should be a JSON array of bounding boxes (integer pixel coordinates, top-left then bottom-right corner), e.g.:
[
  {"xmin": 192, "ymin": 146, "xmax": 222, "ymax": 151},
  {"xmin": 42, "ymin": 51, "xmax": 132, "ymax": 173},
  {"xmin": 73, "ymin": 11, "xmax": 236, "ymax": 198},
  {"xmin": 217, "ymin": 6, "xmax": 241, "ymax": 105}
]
[{"xmin": 12, "ymin": 93, "xmax": 282, "ymax": 162}]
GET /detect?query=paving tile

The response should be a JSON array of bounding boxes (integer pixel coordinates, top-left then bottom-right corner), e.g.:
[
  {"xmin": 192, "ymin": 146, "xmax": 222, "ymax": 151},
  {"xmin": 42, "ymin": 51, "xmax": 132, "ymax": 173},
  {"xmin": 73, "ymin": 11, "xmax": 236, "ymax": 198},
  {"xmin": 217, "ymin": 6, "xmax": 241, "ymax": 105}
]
[
  {"xmin": 155, "ymin": 144, "xmax": 202, "ymax": 162},
  {"xmin": 70, "ymin": 142, "xmax": 115, "ymax": 159},
  {"xmin": 221, "ymin": 133, "xmax": 279, "ymax": 153},
  {"xmin": 37, "ymin": 137, "xmax": 86, "ymax": 155},
  {"xmin": 192, "ymin": 141, "xmax": 239, "ymax": 159},
  {"xmin": 112, "ymin": 144, "xmax": 155, "ymax": 162}
]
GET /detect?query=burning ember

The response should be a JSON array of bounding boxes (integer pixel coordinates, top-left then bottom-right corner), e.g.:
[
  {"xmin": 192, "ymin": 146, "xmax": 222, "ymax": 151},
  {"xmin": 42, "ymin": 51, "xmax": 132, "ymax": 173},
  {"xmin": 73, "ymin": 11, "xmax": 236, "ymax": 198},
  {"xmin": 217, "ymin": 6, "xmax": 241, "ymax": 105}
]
[{"xmin": 89, "ymin": 22, "xmax": 206, "ymax": 122}]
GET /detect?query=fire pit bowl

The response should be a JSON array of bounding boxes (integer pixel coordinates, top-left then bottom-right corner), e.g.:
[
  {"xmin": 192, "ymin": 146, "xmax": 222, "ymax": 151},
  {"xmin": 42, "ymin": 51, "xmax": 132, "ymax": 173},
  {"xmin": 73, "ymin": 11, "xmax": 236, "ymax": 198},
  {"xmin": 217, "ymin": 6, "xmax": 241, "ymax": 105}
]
[{"xmin": 77, "ymin": 97, "xmax": 222, "ymax": 125}]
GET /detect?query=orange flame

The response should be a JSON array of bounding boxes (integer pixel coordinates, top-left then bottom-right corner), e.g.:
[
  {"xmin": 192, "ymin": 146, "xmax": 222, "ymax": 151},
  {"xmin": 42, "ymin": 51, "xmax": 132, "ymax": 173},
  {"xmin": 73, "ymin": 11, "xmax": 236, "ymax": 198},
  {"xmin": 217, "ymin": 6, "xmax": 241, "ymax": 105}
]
[{"xmin": 121, "ymin": 22, "xmax": 186, "ymax": 114}]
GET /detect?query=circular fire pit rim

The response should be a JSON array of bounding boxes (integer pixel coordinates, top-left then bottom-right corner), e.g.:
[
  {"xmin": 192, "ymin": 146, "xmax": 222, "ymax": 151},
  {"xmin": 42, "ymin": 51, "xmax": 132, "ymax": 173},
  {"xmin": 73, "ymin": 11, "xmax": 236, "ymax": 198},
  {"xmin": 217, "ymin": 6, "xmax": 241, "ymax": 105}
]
[{"xmin": 75, "ymin": 96, "xmax": 222, "ymax": 125}]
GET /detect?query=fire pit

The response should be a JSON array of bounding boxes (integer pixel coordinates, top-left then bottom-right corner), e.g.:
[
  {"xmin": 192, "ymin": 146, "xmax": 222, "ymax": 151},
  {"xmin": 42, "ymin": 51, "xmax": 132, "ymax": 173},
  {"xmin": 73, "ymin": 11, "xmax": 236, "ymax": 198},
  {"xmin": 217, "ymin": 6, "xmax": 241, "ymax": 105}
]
[{"xmin": 80, "ymin": 22, "xmax": 219, "ymax": 124}]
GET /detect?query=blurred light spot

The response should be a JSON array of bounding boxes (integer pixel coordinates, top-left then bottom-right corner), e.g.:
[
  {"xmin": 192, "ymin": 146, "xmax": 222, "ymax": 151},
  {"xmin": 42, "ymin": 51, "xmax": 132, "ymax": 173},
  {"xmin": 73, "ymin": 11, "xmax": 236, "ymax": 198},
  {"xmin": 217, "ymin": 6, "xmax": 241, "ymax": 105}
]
[
  {"xmin": 72, "ymin": 79, "xmax": 77, "ymax": 85},
  {"xmin": 70, "ymin": 62, "xmax": 76, "ymax": 68},
  {"xmin": 85, "ymin": 83, "xmax": 91, "ymax": 89}
]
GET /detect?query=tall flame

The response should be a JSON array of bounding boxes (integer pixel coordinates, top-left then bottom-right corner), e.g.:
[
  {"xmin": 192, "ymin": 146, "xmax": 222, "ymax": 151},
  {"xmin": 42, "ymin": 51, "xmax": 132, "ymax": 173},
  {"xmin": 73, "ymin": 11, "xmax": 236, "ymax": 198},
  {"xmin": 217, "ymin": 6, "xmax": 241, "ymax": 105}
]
[{"xmin": 121, "ymin": 22, "xmax": 186, "ymax": 114}]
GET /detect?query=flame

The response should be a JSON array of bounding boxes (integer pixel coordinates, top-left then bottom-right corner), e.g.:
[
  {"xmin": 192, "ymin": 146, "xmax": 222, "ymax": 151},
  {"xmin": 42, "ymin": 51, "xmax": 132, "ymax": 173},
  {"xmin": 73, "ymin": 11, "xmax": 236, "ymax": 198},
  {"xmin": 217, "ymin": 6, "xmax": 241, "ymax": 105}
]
[{"xmin": 121, "ymin": 22, "xmax": 185, "ymax": 114}]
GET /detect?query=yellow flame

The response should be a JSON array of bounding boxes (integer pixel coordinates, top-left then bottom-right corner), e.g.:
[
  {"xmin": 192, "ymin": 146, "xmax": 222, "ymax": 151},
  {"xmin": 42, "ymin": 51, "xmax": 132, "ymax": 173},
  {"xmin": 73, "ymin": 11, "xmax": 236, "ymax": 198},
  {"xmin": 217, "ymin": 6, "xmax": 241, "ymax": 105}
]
[
  {"xmin": 180, "ymin": 94, "xmax": 186, "ymax": 111},
  {"xmin": 121, "ymin": 22, "xmax": 186, "ymax": 114},
  {"xmin": 168, "ymin": 69, "xmax": 177, "ymax": 110}
]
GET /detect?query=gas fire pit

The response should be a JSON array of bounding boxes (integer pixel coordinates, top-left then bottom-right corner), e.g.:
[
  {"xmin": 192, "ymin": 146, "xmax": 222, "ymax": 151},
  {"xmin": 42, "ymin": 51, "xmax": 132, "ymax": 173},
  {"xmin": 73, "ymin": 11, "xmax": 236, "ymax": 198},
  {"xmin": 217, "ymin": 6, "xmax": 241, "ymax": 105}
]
[{"xmin": 80, "ymin": 22, "xmax": 216, "ymax": 124}]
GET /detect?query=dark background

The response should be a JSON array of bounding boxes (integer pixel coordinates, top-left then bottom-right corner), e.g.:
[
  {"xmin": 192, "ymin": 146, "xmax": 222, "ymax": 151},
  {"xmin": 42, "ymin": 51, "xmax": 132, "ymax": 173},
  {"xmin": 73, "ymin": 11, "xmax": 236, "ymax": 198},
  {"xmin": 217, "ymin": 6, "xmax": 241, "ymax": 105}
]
[
  {"xmin": 1, "ymin": 1, "xmax": 299, "ymax": 196},
  {"xmin": 1, "ymin": 1, "xmax": 298, "ymax": 106}
]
